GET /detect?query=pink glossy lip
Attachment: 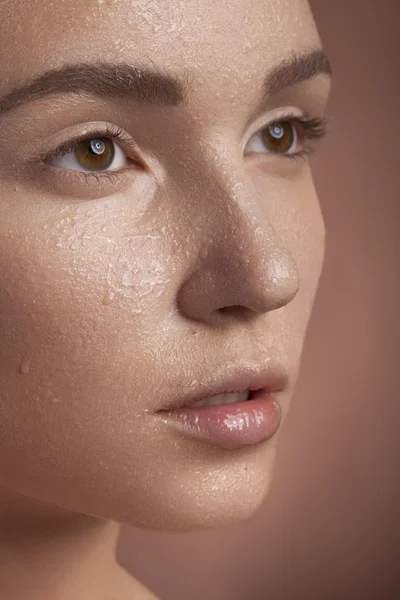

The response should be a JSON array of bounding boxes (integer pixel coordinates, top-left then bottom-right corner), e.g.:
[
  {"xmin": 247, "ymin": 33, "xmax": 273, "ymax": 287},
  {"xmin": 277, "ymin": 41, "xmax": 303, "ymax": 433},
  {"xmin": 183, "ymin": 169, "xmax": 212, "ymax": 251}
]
[{"xmin": 157, "ymin": 362, "xmax": 288, "ymax": 449}]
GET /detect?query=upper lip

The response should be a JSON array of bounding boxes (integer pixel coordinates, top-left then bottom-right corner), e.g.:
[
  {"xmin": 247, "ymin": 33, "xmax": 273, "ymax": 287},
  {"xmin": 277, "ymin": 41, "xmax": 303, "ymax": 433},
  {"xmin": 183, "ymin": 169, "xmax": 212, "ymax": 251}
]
[{"xmin": 158, "ymin": 360, "xmax": 289, "ymax": 412}]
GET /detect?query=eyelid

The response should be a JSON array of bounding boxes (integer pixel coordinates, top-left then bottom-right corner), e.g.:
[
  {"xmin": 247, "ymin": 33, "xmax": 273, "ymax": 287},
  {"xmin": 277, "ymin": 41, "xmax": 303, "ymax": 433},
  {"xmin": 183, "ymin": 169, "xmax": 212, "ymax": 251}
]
[
  {"xmin": 38, "ymin": 122, "xmax": 145, "ymax": 169},
  {"xmin": 243, "ymin": 112, "xmax": 328, "ymax": 161},
  {"xmin": 242, "ymin": 108, "xmax": 328, "ymax": 149},
  {"xmin": 24, "ymin": 122, "xmax": 151, "ymax": 199}
]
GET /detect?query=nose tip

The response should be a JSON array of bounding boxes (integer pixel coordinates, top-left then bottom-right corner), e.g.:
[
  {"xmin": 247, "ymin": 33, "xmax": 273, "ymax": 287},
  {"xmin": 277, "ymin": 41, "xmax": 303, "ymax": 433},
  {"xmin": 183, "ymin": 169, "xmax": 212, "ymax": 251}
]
[
  {"xmin": 252, "ymin": 245, "xmax": 300, "ymax": 312},
  {"xmin": 177, "ymin": 240, "xmax": 300, "ymax": 323}
]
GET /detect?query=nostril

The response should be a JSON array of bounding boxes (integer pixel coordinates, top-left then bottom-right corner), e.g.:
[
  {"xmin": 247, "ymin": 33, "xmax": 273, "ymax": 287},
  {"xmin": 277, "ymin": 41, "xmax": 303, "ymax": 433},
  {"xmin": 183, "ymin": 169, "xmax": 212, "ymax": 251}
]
[{"xmin": 217, "ymin": 305, "xmax": 255, "ymax": 319}]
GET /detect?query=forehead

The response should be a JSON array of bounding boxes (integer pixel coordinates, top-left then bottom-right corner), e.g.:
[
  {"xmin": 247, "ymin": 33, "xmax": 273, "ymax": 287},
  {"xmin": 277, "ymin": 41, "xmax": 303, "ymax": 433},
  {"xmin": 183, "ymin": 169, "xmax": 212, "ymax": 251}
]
[{"xmin": 1, "ymin": 0, "xmax": 320, "ymax": 98}]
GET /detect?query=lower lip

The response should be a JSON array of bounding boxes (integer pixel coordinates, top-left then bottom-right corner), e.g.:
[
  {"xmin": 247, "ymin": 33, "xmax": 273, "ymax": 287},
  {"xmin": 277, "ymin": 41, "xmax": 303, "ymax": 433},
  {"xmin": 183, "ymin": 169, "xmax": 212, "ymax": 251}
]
[{"xmin": 158, "ymin": 389, "xmax": 282, "ymax": 450}]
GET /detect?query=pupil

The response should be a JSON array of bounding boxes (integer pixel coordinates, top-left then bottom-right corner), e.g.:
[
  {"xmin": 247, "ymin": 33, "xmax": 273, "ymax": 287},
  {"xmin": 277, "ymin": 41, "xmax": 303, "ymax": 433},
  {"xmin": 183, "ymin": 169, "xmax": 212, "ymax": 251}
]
[
  {"xmin": 90, "ymin": 139, "xmax": 106, "ymax": 155},
  {"xmin": 75, "ymin": 137, "xmax": 114, "ymax": 170},
  {"xmin": 270, "ymin": 125, "xmax": 284, "ymax": 139},
  {"xmin": 261, "ymin": 121, "xmax": 294, "ymax": 154}
]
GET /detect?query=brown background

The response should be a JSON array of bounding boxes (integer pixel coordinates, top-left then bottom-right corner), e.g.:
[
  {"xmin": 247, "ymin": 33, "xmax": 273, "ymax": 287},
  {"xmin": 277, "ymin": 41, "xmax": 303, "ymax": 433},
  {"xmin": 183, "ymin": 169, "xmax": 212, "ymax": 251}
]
[{"xmin": 117, "ymin": 1, "xmax": 399, "ymax": 598}]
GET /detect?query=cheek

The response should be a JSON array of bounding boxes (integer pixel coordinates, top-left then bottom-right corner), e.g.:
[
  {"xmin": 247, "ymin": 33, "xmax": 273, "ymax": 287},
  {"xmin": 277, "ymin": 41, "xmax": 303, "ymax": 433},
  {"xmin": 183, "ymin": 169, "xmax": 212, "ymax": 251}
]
[
  {"xmin": 0, "ymin": 216, "xmax": 176, "ymax": 390},
  {"xmin": 0, "ymin": 219, "xmax": 171, "ymax": 443},
  {"xmin": 0, "ymin": 211, "xmax": 184, "ymax": 520}
]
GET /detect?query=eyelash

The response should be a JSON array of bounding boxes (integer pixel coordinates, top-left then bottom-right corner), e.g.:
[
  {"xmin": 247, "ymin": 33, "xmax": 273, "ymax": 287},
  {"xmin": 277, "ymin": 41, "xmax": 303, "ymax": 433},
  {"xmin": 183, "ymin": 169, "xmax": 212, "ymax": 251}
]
[
  {"xmin": 40, "ymin": 115, "xmax": 328, "ymax": 184},
  {"xmin": 283, "ymin": 114, "xmax": 328, "ymax": 161},
  {"xmin": 40, "ymin": 123, "xmax": 138, "ymax": 183}
]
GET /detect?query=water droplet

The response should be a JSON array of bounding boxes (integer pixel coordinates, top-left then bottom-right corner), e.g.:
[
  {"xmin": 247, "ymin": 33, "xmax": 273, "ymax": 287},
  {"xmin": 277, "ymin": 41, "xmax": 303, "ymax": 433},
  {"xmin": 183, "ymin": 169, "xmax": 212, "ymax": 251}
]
[
  {"xmin": 122, "ymin": 270, "xmax": 139, "ymax": 287},
  {"xmin": 57, "ymin": 322, "xmax": 68, "ymax": 335},
  {"xmin": 44, "ymin": 386, "xmax": 53, "ymax": 398},
  {"xmin": 19, "ymin": 356, "xmax": 31, "ymax": 374},
  {"xmin": 42, "ymin": 268, "xmax": 53, "ymax": 282},
  {"xmin": 200, "ymin": 247, "xmax": 208, "ymax": 260},
  {"xmin": 75, "ymin": 335, "xmax": 85, "ymax": 348},
  {"xmin": 102, "ymin": 289, "xmax": 115, "ymax": 305}
]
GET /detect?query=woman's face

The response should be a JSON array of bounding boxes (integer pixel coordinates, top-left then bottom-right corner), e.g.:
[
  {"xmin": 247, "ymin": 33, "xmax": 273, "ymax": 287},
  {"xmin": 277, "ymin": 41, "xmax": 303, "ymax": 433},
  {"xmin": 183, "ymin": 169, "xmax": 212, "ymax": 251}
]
[{"xmin": 0, "ymin": 0, "xmax": 330, "ymax": 530}]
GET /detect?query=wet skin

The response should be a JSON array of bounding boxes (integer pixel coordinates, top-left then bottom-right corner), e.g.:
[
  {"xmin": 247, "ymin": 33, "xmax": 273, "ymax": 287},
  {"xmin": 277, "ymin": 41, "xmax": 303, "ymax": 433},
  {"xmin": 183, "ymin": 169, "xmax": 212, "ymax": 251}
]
[{"xmin": 0, "ymin": 0, "xmax": 330, "ymax": 596}]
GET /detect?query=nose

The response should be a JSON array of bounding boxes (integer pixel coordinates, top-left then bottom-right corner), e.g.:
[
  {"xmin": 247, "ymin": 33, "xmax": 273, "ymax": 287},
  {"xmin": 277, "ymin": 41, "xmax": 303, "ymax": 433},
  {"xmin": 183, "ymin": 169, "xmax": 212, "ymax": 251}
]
[{"xmin": 177, "ymin": 177, "xmax": 300, "ymax": 324}]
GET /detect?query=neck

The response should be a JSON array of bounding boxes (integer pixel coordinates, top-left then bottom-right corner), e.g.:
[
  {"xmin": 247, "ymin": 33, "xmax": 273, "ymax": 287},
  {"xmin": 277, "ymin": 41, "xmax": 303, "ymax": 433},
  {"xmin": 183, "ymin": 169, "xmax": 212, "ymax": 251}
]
[{"xmin": 0, "ymin": 489, "xmax": 156, "ymax": 600}]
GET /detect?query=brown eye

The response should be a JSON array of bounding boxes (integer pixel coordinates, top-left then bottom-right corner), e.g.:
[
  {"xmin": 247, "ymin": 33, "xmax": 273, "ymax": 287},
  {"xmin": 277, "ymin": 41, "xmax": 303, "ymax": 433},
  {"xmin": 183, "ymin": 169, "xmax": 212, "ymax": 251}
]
[
  {"xmin": 75, "ymin": 138, "xmax": 115, "ymax": 171},
  {"xmin": 48, "ymin": 135, "xmax": 128, "ymax": 172},
  {"xmin": 261, "ymin": 122, "xmax": 297, "ymax": 154}
]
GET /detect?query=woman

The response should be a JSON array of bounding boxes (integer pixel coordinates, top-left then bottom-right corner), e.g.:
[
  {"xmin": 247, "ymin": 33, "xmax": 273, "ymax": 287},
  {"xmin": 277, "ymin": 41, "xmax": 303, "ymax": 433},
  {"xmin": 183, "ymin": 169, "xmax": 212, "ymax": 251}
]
[{"xmin": 0, "ymin": 0, "xmax": 331, "ymax": 598}]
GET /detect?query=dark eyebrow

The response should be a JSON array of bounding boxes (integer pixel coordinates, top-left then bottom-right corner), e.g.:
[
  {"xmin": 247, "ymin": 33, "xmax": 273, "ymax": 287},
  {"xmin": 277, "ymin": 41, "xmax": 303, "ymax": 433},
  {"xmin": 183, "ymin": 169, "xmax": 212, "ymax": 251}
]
[
  {"xmin": 265, "ymin": 49, "xmax": 331, "ymax": 96},
  {"xmin": 0, "ymin": 63, "xmax": 189, "ymax": 115},
  {"xmin": 0, "ymin": 49, "xmax": 330, "ymax": 117}
]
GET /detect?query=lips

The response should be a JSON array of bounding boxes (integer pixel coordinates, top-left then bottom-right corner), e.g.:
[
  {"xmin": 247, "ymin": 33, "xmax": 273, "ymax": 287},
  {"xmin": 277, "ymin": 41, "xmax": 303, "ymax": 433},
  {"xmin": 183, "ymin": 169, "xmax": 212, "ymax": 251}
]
[
  {"xmin": 156, "ymin": 361, "xmax": 288, "ymax": 449},
  {"xmin": 158, "ymin": 360, "xmax": 288, "ymax": 412},
  {"xmin": 190, "ymin": 390, "xmax": 250, "ymax": 408}
]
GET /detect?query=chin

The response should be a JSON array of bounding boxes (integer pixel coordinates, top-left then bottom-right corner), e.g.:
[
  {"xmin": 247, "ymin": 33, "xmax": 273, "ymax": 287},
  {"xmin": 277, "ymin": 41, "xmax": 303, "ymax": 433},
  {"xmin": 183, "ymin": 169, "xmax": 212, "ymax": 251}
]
[
  {"xmin": 155, "ymin": 479, "xmax": 271, "ymax": 533},
  {"xmin": 109, "ymin": 439, "xmax": 279, "ymax": 533}
]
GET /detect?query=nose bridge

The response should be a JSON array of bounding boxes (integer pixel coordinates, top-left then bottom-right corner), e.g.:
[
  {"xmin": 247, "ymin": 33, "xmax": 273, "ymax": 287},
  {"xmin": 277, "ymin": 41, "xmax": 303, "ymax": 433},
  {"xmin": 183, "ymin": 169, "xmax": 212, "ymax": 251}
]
[
  {"xmin": 203, "ymin": 165, "xmax": 297, "ymax": 270},
  {"xmin": 212, "ymin": 174, "xmax": 299, "ymax": 300},
  {"xmin": 188, "ymin": 139, "xmax": 269, "ymax": 241},
  {"xmin": 191, "ymin": 134, "xmax": 285, "ymax": 251}
]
